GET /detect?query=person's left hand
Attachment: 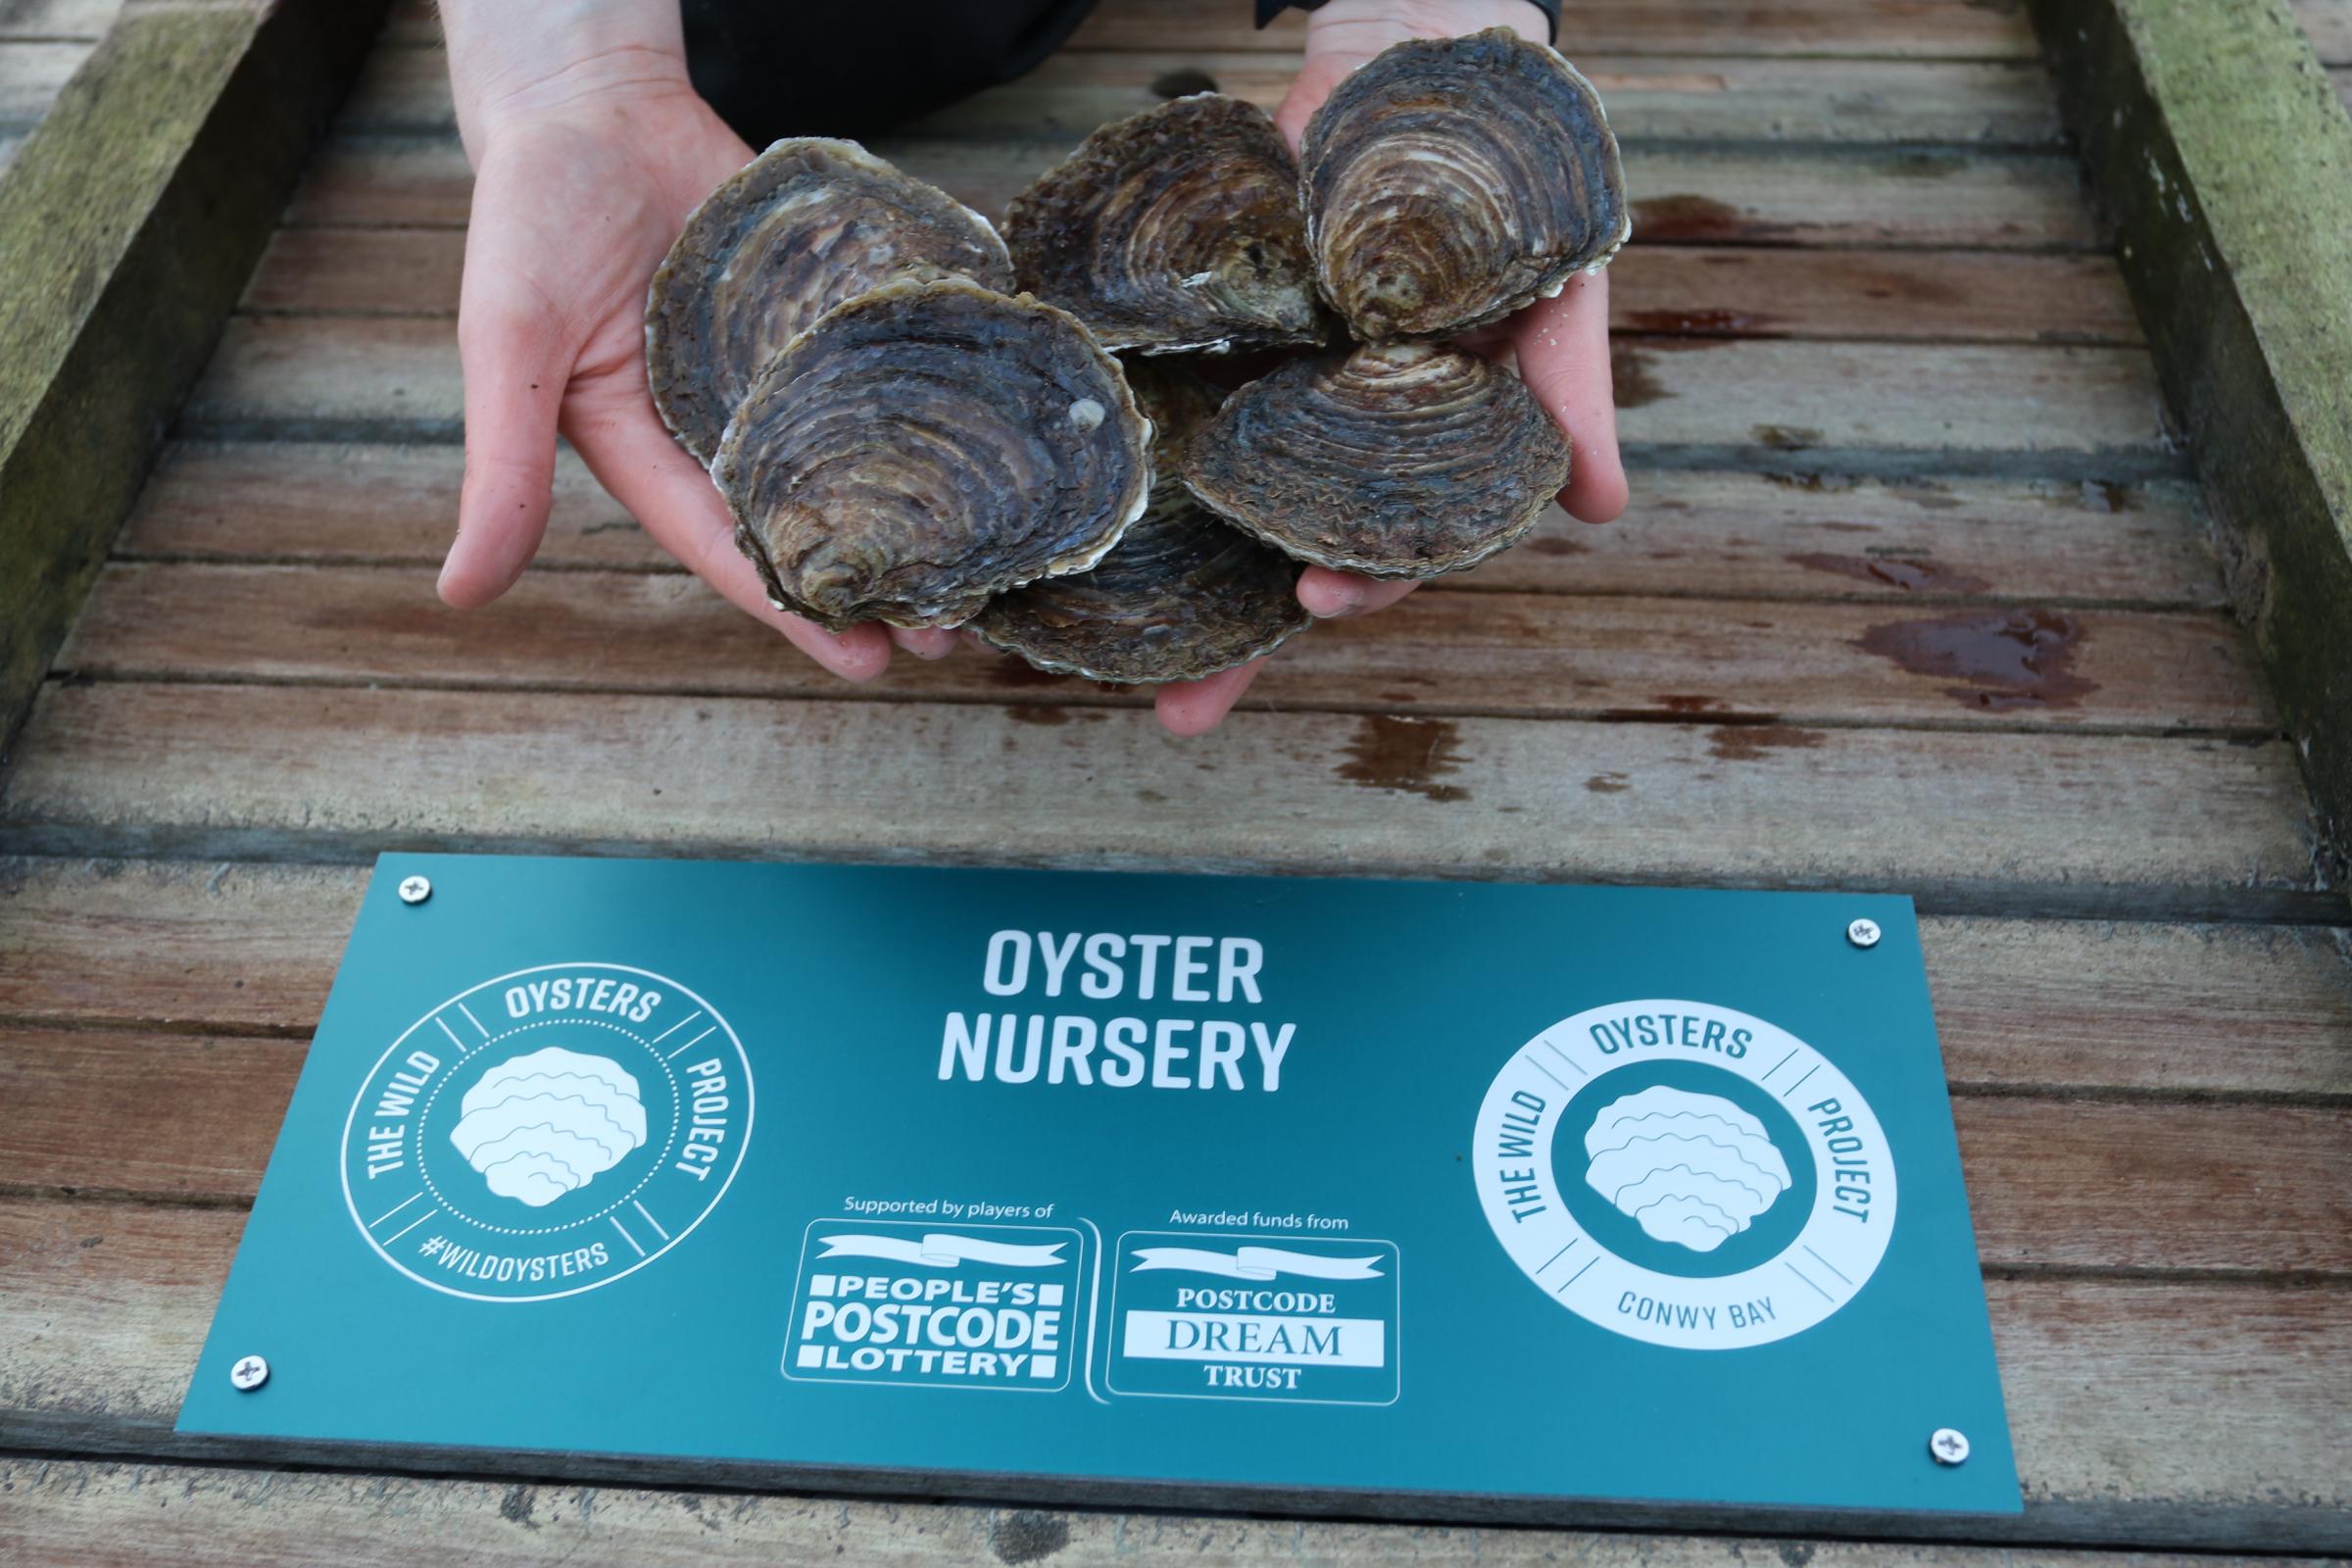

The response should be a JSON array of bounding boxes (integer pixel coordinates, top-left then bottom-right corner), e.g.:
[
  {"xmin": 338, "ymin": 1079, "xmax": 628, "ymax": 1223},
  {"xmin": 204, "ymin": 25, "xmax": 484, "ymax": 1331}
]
[{"xmin": 1152, "ymin": 0, "xmax": 1628, "ymax": 736}]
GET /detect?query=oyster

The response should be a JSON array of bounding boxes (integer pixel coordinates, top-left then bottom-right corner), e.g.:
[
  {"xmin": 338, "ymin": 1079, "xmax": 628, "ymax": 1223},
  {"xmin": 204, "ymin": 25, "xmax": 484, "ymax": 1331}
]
[
  {"xmin": 1004, "ymin": 94, "xmax": 1325, "ymax": 356},
  {"xmin": 717, "ymin": 277, "xmax": 1152, "ymax": 631},
  {"xmin": 1299, "ymin": 27, "xmax": 1629, "ymax": 340},
  {"xmin": 1181, "ymin": 341, "xmax": 1571, "ymax": 578},
  {"xmin": 646, "ymin": 137, "xmax": 1014, "ymax": 465},
  {"xmin": 974, "ymin": 363, "xmax": 1309, "ymax": 682}
]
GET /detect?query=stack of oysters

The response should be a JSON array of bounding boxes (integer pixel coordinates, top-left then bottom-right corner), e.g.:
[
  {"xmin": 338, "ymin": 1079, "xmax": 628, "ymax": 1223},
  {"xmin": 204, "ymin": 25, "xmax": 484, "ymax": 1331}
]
[{"xmin": 645, "ymin": 27, "xmax": 1628, "ymax": 682}]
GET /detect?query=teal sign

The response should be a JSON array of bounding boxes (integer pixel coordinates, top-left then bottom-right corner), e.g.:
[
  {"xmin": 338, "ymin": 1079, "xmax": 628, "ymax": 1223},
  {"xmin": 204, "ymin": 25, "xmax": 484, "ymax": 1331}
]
[{"xmin": 181, "ymin": 855, "xmax": 2019, "ymax": 1519}]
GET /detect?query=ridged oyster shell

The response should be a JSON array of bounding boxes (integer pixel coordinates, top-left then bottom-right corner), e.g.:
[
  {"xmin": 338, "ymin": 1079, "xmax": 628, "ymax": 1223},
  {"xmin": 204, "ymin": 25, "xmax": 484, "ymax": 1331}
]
[
  {"xmin": 1300, "ymin": 27, "xmax": 1629, "ymax": 340},
  {"xmin": 1181, "ymin": 341, "xmax": 1572, "ymax": 578},
  {"xmin": 1004, "ymin": 94, "xmax": 1326, "ymax": 356},
  {"xmin": 717, "ymin": 277, "xmax": 1153, "ymax": 631},
  {"xmin": 973, "ymin": 362, "xmax": 1309, "ymax": 682},
  {"xmin": 646, "ymin": 137, "xmax": 1013, "ymax": 465}
]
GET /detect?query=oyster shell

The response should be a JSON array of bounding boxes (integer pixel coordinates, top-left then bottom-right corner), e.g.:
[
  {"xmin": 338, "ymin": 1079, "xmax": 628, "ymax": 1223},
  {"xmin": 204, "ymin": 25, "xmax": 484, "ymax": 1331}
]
[
  {"xmin": 973, "ymin": 362, "xmax": 1309, "ymax": 682},
  {"xmin": 646, "ymin": 137, "xmax": 1014, "ymax": 465},
  {"xmin": 1181, "ymin": 341, "xmax": 1572, "ymax": 578},
  {"xmin": 1004, "ymin": 94, "xmax": 1325, "ymax": 356},
  {"xmin": 717, "ymin": 277, "xmax": 1153, "ymax": 631},
  {"xmin": 1300, "ymin": 27, "xmax": 1629, "ymax": 340}
]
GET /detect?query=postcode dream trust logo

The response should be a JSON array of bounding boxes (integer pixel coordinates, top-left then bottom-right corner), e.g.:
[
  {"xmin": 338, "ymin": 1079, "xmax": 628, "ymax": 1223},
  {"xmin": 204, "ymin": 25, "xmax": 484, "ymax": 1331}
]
[
  {"xmin": 340, "ymin": 963, "xmax": 753, "ymax": 1302},
  {"xmin": 1473, "ymin": 999, "xmax": 1895, "ymax": 1348}
]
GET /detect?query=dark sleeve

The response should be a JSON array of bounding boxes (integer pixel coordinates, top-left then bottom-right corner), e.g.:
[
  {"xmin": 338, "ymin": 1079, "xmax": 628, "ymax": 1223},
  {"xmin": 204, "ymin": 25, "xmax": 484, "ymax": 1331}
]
[{"xmin": 1253, "ymin": 0, "xmax": 1562, "ymax": 41}]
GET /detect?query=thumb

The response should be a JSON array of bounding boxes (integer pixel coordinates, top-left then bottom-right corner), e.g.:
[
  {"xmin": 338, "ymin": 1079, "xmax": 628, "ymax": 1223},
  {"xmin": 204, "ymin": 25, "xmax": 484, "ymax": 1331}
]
[{"xmin": 441, "ymin": 267, "xmax": 573, "ymax": 608}]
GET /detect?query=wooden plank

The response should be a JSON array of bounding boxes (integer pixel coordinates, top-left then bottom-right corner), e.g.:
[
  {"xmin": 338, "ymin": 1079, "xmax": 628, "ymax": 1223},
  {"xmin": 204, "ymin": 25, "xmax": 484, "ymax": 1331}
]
[
  {"xmin": 8, "ymin": 1456, "xmax": 2326, "ymax": 1568},
  {"xmin": 289, "ymin": 135, "xmax": 2109, "ymax": 251},
  {"xmin": 337, "ymin": 45, "xmax": 2065, "ymax": 147},
  {"xmin": 5, "ymin": 1019, "xmax": 2341, "ymax": 1275},
  {"xmin": 56, "ymin": 563, "xmax": 2270, "ymax": 735},
  {"xmin": 2298, "ymin": 0, "xmax": 2352, "ymax": 60},
  {"xmin": 177, "ymin": 317, "xmax": 2177, "ymax": 476},
  {"xmin": 0, "ymin": 0, "xmax": 387, "ymax": 754},
  {"xmin": 0, "ymin": 1, "xmax": 121, "ymax": 40},
  {"xmin": 7, "ymin": 859, "xmax": 2347, "ymax": 1096},
  {"xmin": 0, "ymin": 1198, "xmax": 2344, "ymax": 1547},
  {"xmin": 1065, "ymin": 0, "xmax": 2040, "ymax": 59},
  {"xmin": 239, "ymin": 227, "xmax": 2142, "ymax": 346},
  {"xmin": 0, "ymin": 36, "xmax": 83, "ymax": 120},
  {"xmin": 2035, "ymin": 0, "xmax": 2352, "ymax": 856},
  {"xmin": 0, "ymin": 685, "xmax": 2322, "ymax": 919},
  {"xmin": 115, "ymin": 446, "xmax": 2225, "ymax": 610}
]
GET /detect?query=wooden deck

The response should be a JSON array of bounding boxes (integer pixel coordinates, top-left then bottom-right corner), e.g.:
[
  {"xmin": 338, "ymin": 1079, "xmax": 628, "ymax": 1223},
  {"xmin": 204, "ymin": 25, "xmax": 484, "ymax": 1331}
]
[{"xmin": 2, "ymin": 0, "xmax": 2349, "ymax": 1560}]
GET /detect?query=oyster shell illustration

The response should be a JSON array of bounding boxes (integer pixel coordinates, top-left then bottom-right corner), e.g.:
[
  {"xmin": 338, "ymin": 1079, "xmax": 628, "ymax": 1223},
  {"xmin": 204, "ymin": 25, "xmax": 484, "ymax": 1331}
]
[
  {"xmin": 1299, "ymin": 27, "xmax": 1630, "ymax": 340},
  {"xmin": 646, "ymin": 137, "xmax": 1014, "ymax": 465},
  {"xmin": 973, "ymin": 362, "xmax": 1310, "ymax": 683},
  {"xmin": 1180, "ymin": 341, "xmax": 1572, "ymax": 577},
  {"xmin": 1004, "ymin": 93, "xmax": 1326, "ymax": 356},
  {"xmin": 717, "ymin": 277, "xmax": 1154, "ymax": 631},
  {"xmin": 1582, "ymin": 1085, "xmax": 1792, "ymax": 1253},
  {"xmin": 448, "ymin": 1047, "xmax": 649, "ymax": 1208}
]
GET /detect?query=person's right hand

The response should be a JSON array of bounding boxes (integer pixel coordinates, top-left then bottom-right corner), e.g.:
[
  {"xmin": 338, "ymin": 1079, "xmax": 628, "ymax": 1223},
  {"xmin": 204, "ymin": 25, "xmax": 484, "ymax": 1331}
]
[{"xmin": 434, "ymin": 4, "xmax": 956, "ymax": 677}]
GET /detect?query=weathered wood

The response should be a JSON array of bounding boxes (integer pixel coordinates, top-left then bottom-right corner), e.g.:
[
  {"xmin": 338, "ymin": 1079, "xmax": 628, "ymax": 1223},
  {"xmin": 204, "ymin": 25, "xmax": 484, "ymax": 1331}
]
[
  {"xmin": 2032, "ymin": 0, "xmax": 2352, "ymax": 864},
  {"xmin": 0, "ymin": 0, "xmax": 387, "ymax": 757},
  {"xmin": 0, "ymin": 1, "xmax": 121, "ymax": 41},
  {"xmin": 114, "ymin": 446, "xmax": 2225, "ymax": 609},
  {"xmin": 1, "ymin": 1197, "xmax": 2345, "ymax": 1547},
  {"xmin": 1065, "ymin": 0, "xmax": 2040, "ymax": 58},
  {"xmin": 12, "ymin": 1455, "xmax": 2331, "ymax": 1568},
  {"xmin": 338, "ymin": 44, "xmax": 2066, "ymax": 147},
  {"xmin": 2297, "ymin": 0, "xmax": 2352, "ymax": 60},
  {"xmin": 0, "ymin": 685, "xmax": 2322, "ymax": 919},
  {"xmin": 5, "ymin": 1019, "xmax": 2342, "ymax": 1276},
  {"xmin": 240, "ymin": 227, "xmax": 2142, "ymax": 345},
  {"xmin": 57, "ymin": 563, "xmax": 2270, "ymax": 734},
  {"xmin": 177, "ymin": 317, "xmax": 2177, "ymax": 476},
  {"xmin": 289, "ymin": 134, "xmax": 2110, "ymax": 251},
  {"xmin": 0, "ymin": 36, "xmax": 83, "ymax": 120},
  {"xmin": 6, "ymin": 858, "xmax": 2346, "ymax": 1096}
]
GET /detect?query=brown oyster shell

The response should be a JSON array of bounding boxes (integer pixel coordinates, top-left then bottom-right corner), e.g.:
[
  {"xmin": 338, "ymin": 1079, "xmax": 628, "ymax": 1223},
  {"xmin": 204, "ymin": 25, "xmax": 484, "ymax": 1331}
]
[
  {"xmin": 1300, "ymin": 28, "xmax": 1630, "ymax": 340},
  {"xmin": 1181, "ymin": 342, "xmax": 1572, "ymax": 578},
  {"xmin": 716, "ymin": 277, "xmax": 1153, "ymax": 632},
  {"xmin": 1004, "ymin": 94, "xmax": 1326, "ymax": 356},
  {"xmin": 973, "ymin": 362, "xmax": 1309, "ymax": 682},
  {"xmin": 646, "ymin": 137, "xmax": 1013, "ymax": 466}
]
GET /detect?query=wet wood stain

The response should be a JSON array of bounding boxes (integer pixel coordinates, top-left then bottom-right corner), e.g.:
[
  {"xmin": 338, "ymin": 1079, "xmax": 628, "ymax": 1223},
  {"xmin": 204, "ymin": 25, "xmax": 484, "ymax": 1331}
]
[
  {"xmin": 1622, "ymin": 307, "xmax": 1782, "ymax": 336},
  {"xmin": 1789, "ymin": 552, "xmax": 1992, "ymax": 595},
  {"xmin": 1707, "ymin": 724, "xmax": 1827, "ymax": 761},
  {"xmin": 1854, "ymin": 609, "xmax": 2097, "ymax": 710},
  {"xmin": 1005, "ymin": 704, "xmax": 1072, "ymax": 725},
  {"xmin": 1337, "ymin": 714, "xmax": 1469, "ymax": 803},
  {"xmin": 1629, "ymin": 193, "xmax": 1782, "ymax": 244},
  {"xmin": 1609, "ymin": 343, "xmax": 1672, "ymax": 409}
]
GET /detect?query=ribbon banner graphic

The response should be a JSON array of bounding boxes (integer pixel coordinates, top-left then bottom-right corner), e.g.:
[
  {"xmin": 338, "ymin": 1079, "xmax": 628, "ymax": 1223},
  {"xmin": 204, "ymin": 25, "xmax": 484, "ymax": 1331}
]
[
  {"xmin": 815, "ymin": 1232, "xmax": 1067, "ymax": 1269},
  {"xmin": 1130, "ymin": 1246, "xmax": 1386, "ymax": 1281}
]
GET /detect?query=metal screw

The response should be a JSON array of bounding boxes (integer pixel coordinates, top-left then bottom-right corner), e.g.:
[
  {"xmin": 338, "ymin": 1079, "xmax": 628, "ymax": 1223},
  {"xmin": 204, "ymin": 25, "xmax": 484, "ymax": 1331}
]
[
  {"xmin": 229, "ymin": 1355, "xmax": 270, "ymax": 1392},
  {"xmin": 1846, "ymin": 917, "xmax": 1882, "ymax": 949},
  {"xmin": 1929, "ymin": 1428, "xmax": 1970, "ymax": 1466},
  {"xmin": 397, "ymin": 875, "xmax": 432, "ymax": 906}
]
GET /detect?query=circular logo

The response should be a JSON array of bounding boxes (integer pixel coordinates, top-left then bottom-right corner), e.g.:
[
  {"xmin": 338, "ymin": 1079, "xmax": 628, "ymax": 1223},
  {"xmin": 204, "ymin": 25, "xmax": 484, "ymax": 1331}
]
[
  {"xmin": 1473, "ymin": 999, "xmax": 1893, "ymax": 1348},
  {"xmin": 340, "ymin": 963, "xmax": 753, "ymax": 1302}
]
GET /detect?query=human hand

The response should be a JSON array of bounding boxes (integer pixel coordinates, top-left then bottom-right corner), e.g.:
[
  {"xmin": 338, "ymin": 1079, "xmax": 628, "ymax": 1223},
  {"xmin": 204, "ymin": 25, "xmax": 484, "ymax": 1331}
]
[
  {"xmin": 1158, "ymin": 0, "xmax": 1629, "ymax": 736},
  {"xmin": 432, "ymin": 0, "xmax": 955, "ymax": 679}
]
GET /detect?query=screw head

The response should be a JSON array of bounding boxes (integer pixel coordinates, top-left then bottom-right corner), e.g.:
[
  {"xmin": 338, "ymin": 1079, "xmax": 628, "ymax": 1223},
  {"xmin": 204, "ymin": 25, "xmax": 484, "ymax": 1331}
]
[
  {"xmin": 1846, "ymin": 917, "xmax": 1882, "ymax": 950},
  {"xmin": 229, "ymin": 1354, "xmax": 270, "ymax": 1392},
  {"xmin": 397, "ymin": 875, "xmax": 432, "ymax": 906},
  {"xmin": 1929, "ymin": 1427, "xmax": 1970, "ymax": 1466}
]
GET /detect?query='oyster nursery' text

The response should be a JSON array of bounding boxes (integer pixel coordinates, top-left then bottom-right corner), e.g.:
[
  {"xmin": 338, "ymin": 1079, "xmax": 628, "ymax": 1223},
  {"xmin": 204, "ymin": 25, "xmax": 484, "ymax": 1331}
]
[{"xmin": 940, "ymin": 930, "xmax": 1298, "ymax": 1091}]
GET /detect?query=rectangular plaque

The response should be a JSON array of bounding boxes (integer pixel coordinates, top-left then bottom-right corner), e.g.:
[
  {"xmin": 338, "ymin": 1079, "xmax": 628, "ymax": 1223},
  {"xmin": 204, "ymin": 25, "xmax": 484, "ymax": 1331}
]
[{"xmin": 180, "ymin": 854, "xmax": 2019, "ymax": 1521}]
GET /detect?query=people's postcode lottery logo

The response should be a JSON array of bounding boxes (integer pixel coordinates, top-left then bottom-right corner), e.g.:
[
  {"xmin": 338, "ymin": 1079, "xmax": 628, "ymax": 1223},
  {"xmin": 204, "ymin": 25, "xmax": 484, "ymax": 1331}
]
[
  {"xmin": 339, "ymin": 962, "xmax": 753, "ymax": 1302},
  {"xmin": 1473, "ymin": 999, "xmax": 1895, "ymax": 1348}
]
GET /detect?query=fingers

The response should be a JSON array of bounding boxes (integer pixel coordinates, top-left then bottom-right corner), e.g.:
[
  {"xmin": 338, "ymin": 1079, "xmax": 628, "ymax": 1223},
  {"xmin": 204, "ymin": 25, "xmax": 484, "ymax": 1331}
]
[
  {"xmin": 564, "ymin": 389, "xmax": 894, "ymax": 682},
  {"xmin": 443, "ymin": 269, "xmax": 572, "ymax": 608},
  {"xmin": 1298, "ymin": 567, "xmax": 1420, "ymax": 620},
  {"xmin": 1513, "ymin": 270, "xmax": 1630, "ymax": 523},
  {"xmin": 891, "ymin": 626, "xmax": 961, "ymax": 661},
  {"xmin": 1155, "ymin": 661, "xmax": 1264, "ymax": 737}
]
